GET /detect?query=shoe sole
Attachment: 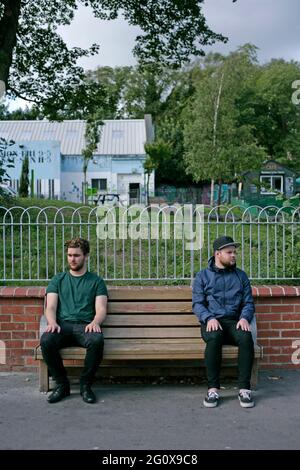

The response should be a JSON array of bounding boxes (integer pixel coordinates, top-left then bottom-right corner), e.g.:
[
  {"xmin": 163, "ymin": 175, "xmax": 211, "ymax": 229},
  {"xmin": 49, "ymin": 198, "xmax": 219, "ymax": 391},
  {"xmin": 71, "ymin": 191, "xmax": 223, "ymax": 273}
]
[
  {"xmin": 203, "ymin": 399, "xmax": 218, "ymax": 408},
  {"xmin": 239, "ymin": 398, "xmax": 254, "ymax": 408}
]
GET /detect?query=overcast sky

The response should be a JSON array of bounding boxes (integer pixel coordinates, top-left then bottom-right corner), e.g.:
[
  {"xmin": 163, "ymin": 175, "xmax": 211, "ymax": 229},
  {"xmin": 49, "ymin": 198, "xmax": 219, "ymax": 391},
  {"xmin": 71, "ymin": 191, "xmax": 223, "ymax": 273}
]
[{"xmin": 59, "ymin": 0, "xmax": 300, "ymax": 70}]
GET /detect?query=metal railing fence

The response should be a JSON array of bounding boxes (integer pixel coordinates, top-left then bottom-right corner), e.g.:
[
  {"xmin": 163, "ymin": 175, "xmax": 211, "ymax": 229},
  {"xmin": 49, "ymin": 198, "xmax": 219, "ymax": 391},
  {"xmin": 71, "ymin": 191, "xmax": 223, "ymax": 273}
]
[{"xmin": 1, "ymin": 204, "xmax": 300, "ymax": 282}]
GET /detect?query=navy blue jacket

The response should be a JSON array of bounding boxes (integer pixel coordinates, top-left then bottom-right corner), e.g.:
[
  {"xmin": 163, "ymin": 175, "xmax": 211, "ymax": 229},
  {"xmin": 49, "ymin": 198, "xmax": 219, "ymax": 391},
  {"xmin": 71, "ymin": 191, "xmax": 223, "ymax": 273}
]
[{"xmin": 192, "ymin": 257, "xmax": 255, "ymax": 324}]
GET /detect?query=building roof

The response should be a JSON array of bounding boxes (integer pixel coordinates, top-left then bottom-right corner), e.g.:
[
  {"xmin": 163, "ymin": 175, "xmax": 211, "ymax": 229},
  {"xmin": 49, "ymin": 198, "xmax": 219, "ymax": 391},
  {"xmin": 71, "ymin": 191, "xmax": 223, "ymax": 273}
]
[{"xmin": 0, "ymin": 119, "xmax": 149, "ymax": 156}]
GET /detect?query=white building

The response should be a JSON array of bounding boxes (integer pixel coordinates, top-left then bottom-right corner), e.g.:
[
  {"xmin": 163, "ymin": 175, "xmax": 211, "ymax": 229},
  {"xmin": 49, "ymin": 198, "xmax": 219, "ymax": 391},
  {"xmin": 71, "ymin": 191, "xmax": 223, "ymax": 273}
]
[{"xmin": 0, "ymin": 116, "xmax": 155, "ymax": 204}]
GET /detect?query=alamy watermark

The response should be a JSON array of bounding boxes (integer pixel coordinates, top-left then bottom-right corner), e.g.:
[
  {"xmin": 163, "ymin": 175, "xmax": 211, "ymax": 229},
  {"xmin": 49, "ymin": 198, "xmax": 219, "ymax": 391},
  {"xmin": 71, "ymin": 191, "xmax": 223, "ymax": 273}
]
[
  {"xmin": 291, "ymin": 339, "xmax": 300, "ymax": 365},
  {"xmin": 0, "ymin": 80, "xmax": 5, "ymax": 104},
  {"xmin": 0, "ymin": 340, "xmax": 6, "ymax": 365},
  {"xmin": 96, "ymin": 204, "xmax": 204, "ymax": 251},
  {"xmin": 291, "ymin": 80, "xmax": 300, "ymax": 105}
]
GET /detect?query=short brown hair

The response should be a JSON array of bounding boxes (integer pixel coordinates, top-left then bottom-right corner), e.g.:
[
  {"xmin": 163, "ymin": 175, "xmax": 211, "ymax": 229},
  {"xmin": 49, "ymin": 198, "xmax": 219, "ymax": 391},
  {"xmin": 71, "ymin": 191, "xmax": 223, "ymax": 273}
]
[{"xmin": 65, "ymin": 238, "xmax": 90, "ymax": 255}]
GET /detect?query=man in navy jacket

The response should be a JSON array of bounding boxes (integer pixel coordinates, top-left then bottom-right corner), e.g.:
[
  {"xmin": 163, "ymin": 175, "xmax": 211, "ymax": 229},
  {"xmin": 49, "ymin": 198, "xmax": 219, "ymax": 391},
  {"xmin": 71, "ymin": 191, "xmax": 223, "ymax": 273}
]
[{"xmin": 192, "ymin": 235, "xmax": 255, "ymax": 408}]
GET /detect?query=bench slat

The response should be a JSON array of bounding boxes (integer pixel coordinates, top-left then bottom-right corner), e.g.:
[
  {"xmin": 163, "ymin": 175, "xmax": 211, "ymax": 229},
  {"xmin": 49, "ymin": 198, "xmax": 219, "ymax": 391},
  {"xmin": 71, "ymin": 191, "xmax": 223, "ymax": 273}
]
[
  {"xmin": 102, "ymin": 326, "xmax": 201, "ymax": 338},
  {"xmin": 107, "ymin": 286, "xmax": 191, "ymax": 301},
  {"xmin": 36, "ymin": 343, "xmax": 262, "ymax": 361},
  {"xmin": 108, "ymin": 301, "xmax": 193, "ymax": 313},
  {"xmin": 103, "ymin": 314, "xmax": 199, "ymax": 326}
]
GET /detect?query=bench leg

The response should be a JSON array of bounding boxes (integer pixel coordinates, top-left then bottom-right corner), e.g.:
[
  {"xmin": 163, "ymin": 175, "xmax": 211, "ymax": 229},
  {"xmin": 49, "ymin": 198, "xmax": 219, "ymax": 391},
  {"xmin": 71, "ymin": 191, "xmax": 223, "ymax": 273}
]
[
  {"xmin": 250, "ymin": 359, "xmax": 259, "ymax": 390},
  {"xmin": 39, "ymin": 360, "xmax": 49, "ymax": 393}
]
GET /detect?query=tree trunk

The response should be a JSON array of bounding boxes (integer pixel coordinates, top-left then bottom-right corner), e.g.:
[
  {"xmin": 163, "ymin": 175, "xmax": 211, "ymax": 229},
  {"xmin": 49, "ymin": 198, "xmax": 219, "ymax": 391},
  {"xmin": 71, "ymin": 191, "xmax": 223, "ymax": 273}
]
[
  {"xmin": 217, "ymin": 178, "xmax": 222, "ymax": 217},
  {"xmin": 146, "ymin": 173, "xmax": 150, "ymax": 206},
  {"xmin": 210, "ymin": 179, "xmax": 215, "ymax": 206},
  {"xmin": 0, "ymin": 1, "xmax": 22, "ymax": 89},
  {"xmin": 83, "ymin": 163, "xmax": 87, "ymax": 204}
]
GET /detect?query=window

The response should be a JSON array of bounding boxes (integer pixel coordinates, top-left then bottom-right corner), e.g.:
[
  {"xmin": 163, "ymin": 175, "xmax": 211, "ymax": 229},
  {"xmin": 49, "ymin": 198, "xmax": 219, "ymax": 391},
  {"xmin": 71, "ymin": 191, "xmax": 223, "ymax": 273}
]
[
  {"xmin": 260, "ymin": 175, "xmax": 283, "ymax": 194},
  {"xmin": 92, "ymin": 178, "xmax": 107, "ymax": 190}
]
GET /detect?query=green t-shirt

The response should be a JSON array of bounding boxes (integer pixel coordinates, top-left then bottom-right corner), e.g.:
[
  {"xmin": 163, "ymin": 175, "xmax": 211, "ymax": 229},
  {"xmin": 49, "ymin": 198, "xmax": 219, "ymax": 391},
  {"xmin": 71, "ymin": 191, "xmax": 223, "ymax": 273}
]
[{"xmin": 46, "ymin": 271, "xmax": 108, "ymax": 323}]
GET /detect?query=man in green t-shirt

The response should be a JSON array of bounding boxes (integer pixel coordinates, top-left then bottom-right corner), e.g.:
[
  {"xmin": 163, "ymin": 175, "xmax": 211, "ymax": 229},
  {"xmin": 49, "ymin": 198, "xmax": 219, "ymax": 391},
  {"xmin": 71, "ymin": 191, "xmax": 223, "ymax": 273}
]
[{"xmin": 41, "ymin": 238, "xmax": 108, "ymax": 404}]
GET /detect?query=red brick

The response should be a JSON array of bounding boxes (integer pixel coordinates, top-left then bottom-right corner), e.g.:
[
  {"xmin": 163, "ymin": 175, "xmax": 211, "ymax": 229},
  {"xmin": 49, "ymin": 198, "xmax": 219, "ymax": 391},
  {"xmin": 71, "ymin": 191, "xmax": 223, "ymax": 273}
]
[
  {"xmin": 12, "ymin": 331, "xmax": 36, "ymax": 339},
  {"xmin": 271, "ymin": 321, "xmax": 294, "ymax": 329},
  {"xmin": 24, "ymin": 340, "xmax": 39, "ymax": 348},
  {"xmin": 258, "ymin": 330, "xmax": 281, "ymax": 338},
  {"xmin": 0, "ymin": 332, "xmax": 11, "ymax": 339},
  {"xmin": 255, "ymin": 286, "xmax": 272, "ymax": 296},
  {"xmin": 2, "ymin": 306, "xmax": 24, "ymax": 314},
  {"xmin": 10, "ymin": 347, "xmax": 32, "ymax": 355},
  {"xmin": 268, "ymin": 354, "xmax": 292, "ymax": 363},
  {"xmin": 25, "ymin": 322, "xmax": 39, "ymax": 331},
  {"xmin": 269, "ymin": 287, "xmax": 286, "ymax": 296},
  {"xmin": 256, "ymin": 338, "xmax": 270, "ymax": 347},
  {"xmin": 12, "ymin": 314, "xmax": 37, "ymax": 323},
  {"xmin": 283, "ymin": 298, "xmax": 300, "ymax": 304},
  {"xmin": 294, "ymin": 322, "xmax": 300, "ymax": 328},
  {"xmin": 14, "ymin": 288, "xmax": 30, "ymax": 296},
  {"xmin": 284, "ymin": 313, "xmax": 300, "ymax": 319},
  {"xmin": 263, "ymin": 346, "xmax": 282, "ymax": 355},
  {"xmin": 24, "ymin": 306, "xmax": 44, "ymax": 314},
  {"xmin": 256, "ymin": 298, "xmax": 282, "ymax": 305},
  {"xmin": 282, "ymin": 287, "xmax": 300, "ymax": 296},
  {"xmin": 257, "ymin": 313, "xmax": 282, "ymax": 321},
  {"xmin": 257, "ymin": 322, "xmax": 270, "ymax": 330},
  {"xmin": 271, "ymin": 339, "xmax": 294, "ymax": 346},
  {"xmin": 6, "ymin": 340, "xmax": 24, "ymax": 348},
  {"xmin": 255, "ymin": 305, "xmax": 271, "ymax": 313},
  {"xmin": 1, "ymin": 322, "xmax": 25, "ymax": 331},
  {"xmin": 270, "ymin": 305, "xmax": 292, "ymax": 313},
  {"xmin": 9, "ymin": 357, "xmax": 25, "ymax": 365},
  {"xmin": 0, "ymin": 315, "xmax": 12, "ymax": 322},
  {"xmin": 282, "ymin": 330, "xmax": 300, "ymax": 338},
  {"xmin": 25, "ymin": 357, "xmax": 38, "ymax": 366},
  {"xmin": 0, "ymin": 287, "xmax": 16, "ymax": 297}
]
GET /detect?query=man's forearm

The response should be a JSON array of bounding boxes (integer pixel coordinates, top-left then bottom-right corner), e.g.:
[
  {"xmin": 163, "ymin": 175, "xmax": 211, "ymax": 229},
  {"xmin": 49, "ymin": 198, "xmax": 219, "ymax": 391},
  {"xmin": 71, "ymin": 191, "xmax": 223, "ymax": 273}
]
[
  {"xmin": 45, "ymin": 307, "xmax": 57, "ymax": 324},
  {"xmin": 93, "ymin": 310, "xmax": 106, "ymax": 325}
]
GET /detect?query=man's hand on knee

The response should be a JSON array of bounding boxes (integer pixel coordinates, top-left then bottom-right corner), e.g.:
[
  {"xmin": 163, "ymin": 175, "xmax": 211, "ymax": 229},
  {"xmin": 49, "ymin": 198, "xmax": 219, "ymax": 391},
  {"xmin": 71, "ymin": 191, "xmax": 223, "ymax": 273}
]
[
  {"xmin": 236, "ymin": 318, "xmax": 250, "ymax": 331},
  {"xmin": 45, "ymin": 321, "xmax": 61, "ymax": 333},
  {"xmin": 206, "ymin": 319, "xmax": 222, "ymax": 332},
  {"xmin": 85, "ymin": 321, "xmax": 102, "ymax": 333}
]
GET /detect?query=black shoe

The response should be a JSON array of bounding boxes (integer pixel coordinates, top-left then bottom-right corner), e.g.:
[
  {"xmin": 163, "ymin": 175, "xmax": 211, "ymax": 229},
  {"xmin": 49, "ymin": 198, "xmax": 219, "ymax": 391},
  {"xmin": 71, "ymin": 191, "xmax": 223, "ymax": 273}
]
[
  {"xmin": 238, "ymin": 389, "xmax": 255, "ymax": 408},
  {"xmin": 47, "ymin": 383, "xmax": 70, "ymax": 404},
  {"xmin": 80, "ymin": 385, "xmax": 96, "ymax": 404},
  {"xmin": 203, "ymin": 390, "xmax": 219, "ymax": 408}
]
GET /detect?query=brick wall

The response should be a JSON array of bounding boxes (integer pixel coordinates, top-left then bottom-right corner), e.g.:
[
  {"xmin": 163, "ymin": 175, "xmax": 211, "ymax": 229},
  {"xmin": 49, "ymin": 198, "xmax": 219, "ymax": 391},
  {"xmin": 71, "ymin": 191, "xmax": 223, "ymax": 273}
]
[{"xmin": 0, "ymin": 286, "xmax": 300, "ymax": 372}]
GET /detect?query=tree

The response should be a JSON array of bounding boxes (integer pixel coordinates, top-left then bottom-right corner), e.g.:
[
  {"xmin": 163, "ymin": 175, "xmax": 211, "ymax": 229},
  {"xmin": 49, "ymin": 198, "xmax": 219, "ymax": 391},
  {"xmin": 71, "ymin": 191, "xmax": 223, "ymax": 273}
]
[
  {"xmin": 82, "ymin": 113, "xmax": 103, "ymax": 205},
  {"xmin": 183, "ymin": 46, "xmax": 266, "ymax": 205},
  {"xmin": 248, "ymin": 59, "xmax": 300, "ymax": 171},
  {"xmin": 0, "ymin": 136, "xmax": 14, "ymax": 198},
  {"xmin": 19, "ymin": 153, "xmax": 29, "ymax": 197},
  {"xmin": 144, "ymin": 139, "xmax": 171, "ymax": 204},
  {"xmin": 0, "ymin": 1, "xmax": 226, "ymax": 118}
]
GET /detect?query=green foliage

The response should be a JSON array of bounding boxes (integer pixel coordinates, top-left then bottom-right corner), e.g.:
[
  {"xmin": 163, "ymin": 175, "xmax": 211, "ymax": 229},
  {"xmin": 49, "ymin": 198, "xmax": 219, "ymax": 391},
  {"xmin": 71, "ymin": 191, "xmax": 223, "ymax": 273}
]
[
  {"xmin": 0, "ymin": 0, "xmax": 226, "ymax": 118},
  {"xmin": 19, "ymin": 154, "xmax": 29, "ymax": 197},
  {"xmin": 0, "ymin": 137, "xmax": 14, "ymax": 198},
  {"xmin": 249, "ymin": 60, "xmax": 300, "ymax": 170},
  {"xmin": 82, "ymin": 112, "xmax": 103, "ymax": 204},
  {"xmin": 183, "ymin": 46, "xmax": 267, "ymax": 185}
]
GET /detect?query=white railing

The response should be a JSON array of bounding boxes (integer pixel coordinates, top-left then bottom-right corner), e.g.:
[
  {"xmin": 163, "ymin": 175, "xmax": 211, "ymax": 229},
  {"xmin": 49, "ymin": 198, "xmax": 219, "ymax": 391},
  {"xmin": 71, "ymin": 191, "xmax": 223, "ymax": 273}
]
[{"xmin": 1, "ymin": 204, "xmax": 300, "ymax": 282}]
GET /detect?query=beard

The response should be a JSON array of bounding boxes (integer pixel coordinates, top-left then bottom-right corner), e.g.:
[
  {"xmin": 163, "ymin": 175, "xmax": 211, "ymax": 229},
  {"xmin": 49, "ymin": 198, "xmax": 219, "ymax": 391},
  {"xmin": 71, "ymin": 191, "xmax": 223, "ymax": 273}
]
[
  {"xmin": 68, "ymin": 260, "xmax": 85, "ymax": 271},
  {"xmin": 219, "ymin": 258, "xmax": 236, "ymax": 269}
]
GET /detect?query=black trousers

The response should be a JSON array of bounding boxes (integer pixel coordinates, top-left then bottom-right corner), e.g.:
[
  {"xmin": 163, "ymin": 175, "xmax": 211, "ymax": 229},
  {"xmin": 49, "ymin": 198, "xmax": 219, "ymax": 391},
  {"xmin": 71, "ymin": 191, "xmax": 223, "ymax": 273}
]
[
  {"xmin": 40, "ymin": 321, "xmax": 104, "ymax": 387},
  {"xmin": 201, "ymin": 318, "xmax": 254, "ymax": 390}
]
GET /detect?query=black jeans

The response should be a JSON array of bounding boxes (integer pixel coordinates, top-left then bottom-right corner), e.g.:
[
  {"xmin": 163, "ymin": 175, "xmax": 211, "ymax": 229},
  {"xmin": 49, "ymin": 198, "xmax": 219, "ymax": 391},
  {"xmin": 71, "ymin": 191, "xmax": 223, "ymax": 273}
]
[
  {"xmin": 40, "ymin": 321, "xmax": 104, "ymax": 387},
  {"xmin": 201, "ymin": 317, "xmax": 254, "ymax": 390}
]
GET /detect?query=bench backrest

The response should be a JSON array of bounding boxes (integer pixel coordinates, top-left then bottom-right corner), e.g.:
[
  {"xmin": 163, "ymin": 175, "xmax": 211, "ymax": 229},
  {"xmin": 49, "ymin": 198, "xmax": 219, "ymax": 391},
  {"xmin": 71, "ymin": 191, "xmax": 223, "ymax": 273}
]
[{"xmin": 103, "ymin": 286, "xmax": 200, "ymax": 341}]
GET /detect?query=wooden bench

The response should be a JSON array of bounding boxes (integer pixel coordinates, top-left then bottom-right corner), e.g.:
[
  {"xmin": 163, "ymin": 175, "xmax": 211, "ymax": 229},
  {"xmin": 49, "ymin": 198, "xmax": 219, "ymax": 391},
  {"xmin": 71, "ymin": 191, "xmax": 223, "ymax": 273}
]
[{"xmin": 35, "ymin": 286, "xmax": 263, "ymax": 392}]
